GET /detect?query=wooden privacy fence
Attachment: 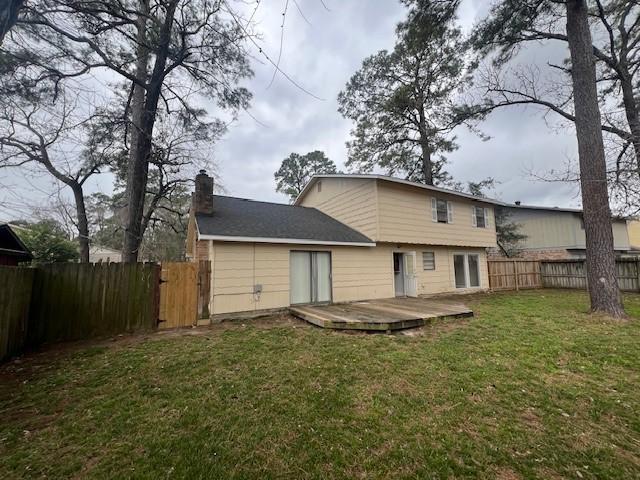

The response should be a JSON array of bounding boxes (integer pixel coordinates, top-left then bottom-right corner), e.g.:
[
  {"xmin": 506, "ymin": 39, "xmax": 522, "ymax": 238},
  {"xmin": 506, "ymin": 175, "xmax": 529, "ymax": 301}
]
[
  {"xmin": 28, "ymin": 263, "xmax": 160, "ymax": 346},
  {"xmin": 1, "ymin": 263, "xmax": 160, "ymax": 361},
  {"xmin": 488, "ymin": 260, "xmax": 543, "ymax": 291},
  {"xmin": 159, "ymin": 262, "xmax": 197, "ymax": 329},
  {"xmin": 0, "ymin": 267, "xmax": 35, "ymax": 361},
  {"xmin": 1, "ymin": 260, "xmax": 213, "ymax": 361},
  {"xmin": 540, "ymin": 258, "xmax": 640, "ymax": 292},
  {"xmin": 158, "ymin": 260, "xmax": 211, "ymax": 329},
  {"xmin": 489, "ymin": 258, "xmax": 640, "ymax": 292}
]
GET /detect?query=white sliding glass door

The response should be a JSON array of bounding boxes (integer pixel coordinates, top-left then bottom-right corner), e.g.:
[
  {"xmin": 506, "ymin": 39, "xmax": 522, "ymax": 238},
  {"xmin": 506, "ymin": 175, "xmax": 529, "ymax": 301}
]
[
  {"xmin": 453, "ymin": 253, "xmax": 481, "ymax": 289},
  {"xmin": 290, "ymin": 251, "xmax": 313, "ymax": 304},
  {"xmin": 290, "ymin": 251, "xmax": 332, "ymax": 304},
  {"xmin": 315, "ymin": 252, "xmax": 332, "ymax": 303}
]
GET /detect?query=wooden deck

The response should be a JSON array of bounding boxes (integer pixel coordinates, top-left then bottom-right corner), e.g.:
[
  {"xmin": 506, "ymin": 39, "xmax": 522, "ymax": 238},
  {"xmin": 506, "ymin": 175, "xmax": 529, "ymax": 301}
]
[{"xmin": 290, "ymin": 296, "xmax": 473, "ymax": 332}]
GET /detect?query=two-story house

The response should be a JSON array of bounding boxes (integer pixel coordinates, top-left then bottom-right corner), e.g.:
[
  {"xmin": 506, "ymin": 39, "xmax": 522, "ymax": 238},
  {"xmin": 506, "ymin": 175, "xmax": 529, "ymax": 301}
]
[
  {"xmin": 186, "ymin": 172, "xmax": 498, "ymax": 316},
  {"xmin": 497, "ymin": 204, "xmax": 631, "ymax": 259}
]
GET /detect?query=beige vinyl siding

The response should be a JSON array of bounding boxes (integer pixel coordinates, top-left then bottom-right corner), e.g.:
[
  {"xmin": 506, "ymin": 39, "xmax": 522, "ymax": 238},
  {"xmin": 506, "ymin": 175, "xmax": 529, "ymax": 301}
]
[
  {"xmin": 331, "ymin": 246, "xmax": 394, "ymax": 302},
  {"xmin": 297, "ymin": 178, "xmax": 378, "ymax": 239},
  {"xmin": 210, "ymin": 243, "xmax": 290, "ymax": 314},
  {"xmin": 376, "ymin": 181, "xmax": 497, "ymax": 247},
  {"xmin": 209, "ymin": 242, "xmax": 395, "ymax": 315},
  {"xmin": 629, "ymin": 220, "xmax": 640, "ymax": 249},
  {"xmin": 508, "ymin": 208, "xmax": 630, "ymax": 250},
  {"xmin": 208, "ymin": 241, "xmax": 488, "ymax": 315},
  {"xmin": 400, "ymin": 246, "xmax": 489, "ymax": 295}
]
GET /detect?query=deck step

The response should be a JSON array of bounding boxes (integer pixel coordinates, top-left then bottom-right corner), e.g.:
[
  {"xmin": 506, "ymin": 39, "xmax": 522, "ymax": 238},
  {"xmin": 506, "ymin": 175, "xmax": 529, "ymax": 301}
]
[{"xmin": 289, "ymin": 297, "xmax": 473, "ymax": 332}]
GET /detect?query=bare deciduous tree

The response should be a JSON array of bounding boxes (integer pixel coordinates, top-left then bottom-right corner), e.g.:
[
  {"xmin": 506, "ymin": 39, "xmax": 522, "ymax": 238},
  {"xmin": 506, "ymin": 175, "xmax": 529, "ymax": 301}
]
[{"xmin": 0, "ymin": 95, "xmax": 106, "ymax": 262}]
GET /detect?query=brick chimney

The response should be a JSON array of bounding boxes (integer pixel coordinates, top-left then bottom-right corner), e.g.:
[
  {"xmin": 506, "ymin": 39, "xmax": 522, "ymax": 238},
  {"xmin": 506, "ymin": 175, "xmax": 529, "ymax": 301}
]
[{"xmin": 194, "ymin": 170, "xmax": 214, "ymax": 215}]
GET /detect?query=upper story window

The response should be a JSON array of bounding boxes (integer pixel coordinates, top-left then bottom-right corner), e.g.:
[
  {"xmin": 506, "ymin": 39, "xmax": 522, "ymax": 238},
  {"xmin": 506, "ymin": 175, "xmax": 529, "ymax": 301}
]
[
  {"xmin": 317, "ymin": 181, "xmax": 322, "ymax": 193},
  {"xmin": 431, "ymin": 198, "xmax": 453, "ymax": 224},
  {"xmin": 473, "ymin": 206, "xmax": 488, "ymax": 228}
]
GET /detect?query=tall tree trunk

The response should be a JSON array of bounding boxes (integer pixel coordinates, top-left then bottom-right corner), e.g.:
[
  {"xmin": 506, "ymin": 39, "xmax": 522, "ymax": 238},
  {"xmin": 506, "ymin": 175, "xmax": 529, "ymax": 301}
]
[
  {"xmin": 421, "ymin": 146, "xmax": 433, "ymax": 185},
  {"xmin": 122, "ymin": 0, "xmax": 151, "ymax": 263},
  {"xmin": 71, "ymin": 184, "xmax": 90, "ymax": 263},
  {"xmin": 0, "ymin": 0, "xmax": 23, "ymax": 45},
  {"xmin": 565, "ymin": 0, "xmax": 625, "ymax": 317},
  {"xmin": 418, "ymin": 109, "xmax": 433, "ymax": 185}
]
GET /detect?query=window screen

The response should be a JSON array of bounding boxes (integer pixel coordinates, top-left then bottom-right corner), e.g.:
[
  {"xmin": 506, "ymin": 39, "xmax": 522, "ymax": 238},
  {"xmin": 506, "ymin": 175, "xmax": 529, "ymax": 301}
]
[
  {"xmin": 474, "ymin": 207, "xmax": 486, "ymax": 228},
  {"xmin": 436, "ymin": 199, "xmax": 448, "ymax": 223},
  {"xmin": 468, "ymin": 254, "xmax": 480, "ymax": 287},
  {"xmin": 422, "ymin": 252, "xmax": 435, "ymax": 270},
  {"xmin": 454, "ymin": 254, "xmax": 466, "ymax": 288}
]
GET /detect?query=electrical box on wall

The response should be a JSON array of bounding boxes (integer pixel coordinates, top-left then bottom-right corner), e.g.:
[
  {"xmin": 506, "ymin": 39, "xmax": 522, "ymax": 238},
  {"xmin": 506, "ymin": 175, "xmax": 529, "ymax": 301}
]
[{"xmin": 253, "ymin": 284, "xmax": 263, "ymax": 294}]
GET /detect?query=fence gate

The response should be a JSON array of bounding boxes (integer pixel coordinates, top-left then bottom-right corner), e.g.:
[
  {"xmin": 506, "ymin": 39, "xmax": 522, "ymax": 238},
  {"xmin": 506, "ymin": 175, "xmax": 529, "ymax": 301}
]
[{"xmin": 159, "ymin": 262, "xmax": 198, "ymax": 329}]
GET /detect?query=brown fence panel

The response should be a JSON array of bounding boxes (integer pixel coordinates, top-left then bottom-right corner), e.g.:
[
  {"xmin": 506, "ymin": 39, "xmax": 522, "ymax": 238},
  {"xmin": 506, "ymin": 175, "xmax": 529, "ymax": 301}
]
[
  {"xmin": 27, "ymin": 263, "xmax": 160, "ymax": 346},
  {"xmin": 0, "ymin": 267, "xmax": 35, "ymax": 361},
  {"xmin": 541, "ymin": 258, "xmax": 640, "ymax": 292},
  {"xmin": 159, "ymin": 262, "xmax": 198, "ymax": 329},
  {"xmin": 488, "ymin": 260, "xmax": 542, "ymax": 291}
]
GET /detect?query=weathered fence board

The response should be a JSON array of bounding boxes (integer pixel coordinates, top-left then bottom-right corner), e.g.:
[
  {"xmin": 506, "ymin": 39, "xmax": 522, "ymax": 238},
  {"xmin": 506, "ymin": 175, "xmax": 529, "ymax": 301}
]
[
  {"xmin": 159, "ymin": 262, "xmax": 198, "ymax": 329},
  {"xmin": 28, "ymin": 263, "xmax": 160, "ymax": 346},
  {"xmin": 0, "ymin": 267, "xmax": 35, "ymax": 361},
  {"xmin": 488, "ymin": 260, "xmax": 542, "ymax": 291},
  {"xmin": 541, "ymin": 259, "xmax": 640, "ymax": 292}
]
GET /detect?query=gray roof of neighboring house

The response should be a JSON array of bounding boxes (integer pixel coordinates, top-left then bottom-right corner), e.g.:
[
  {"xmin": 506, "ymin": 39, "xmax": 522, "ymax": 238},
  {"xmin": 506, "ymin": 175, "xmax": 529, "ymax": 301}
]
[
  {"xmin": 0, "ymin": 224, "xmax": 33, "ymax": 259},
  {"xmin": 195, "ymin": 195, "xmax": 375, "ymax": 245}
]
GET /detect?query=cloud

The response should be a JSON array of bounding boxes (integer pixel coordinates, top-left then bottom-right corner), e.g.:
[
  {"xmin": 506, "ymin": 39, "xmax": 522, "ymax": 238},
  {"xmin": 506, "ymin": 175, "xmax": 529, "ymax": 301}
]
[
  {"xmin": 0, "ymin": 0, "xmax": 586, "ymax": 223},
  {"xmin": 213, "ymin": 0, "xmax": 582, "ymax": 209}
]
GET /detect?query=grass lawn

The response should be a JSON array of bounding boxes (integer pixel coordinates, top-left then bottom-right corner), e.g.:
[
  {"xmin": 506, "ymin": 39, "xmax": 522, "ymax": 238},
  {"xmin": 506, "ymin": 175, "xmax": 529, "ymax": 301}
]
[{"xmin": 1, "ymin": 290, "xmax": 640, "ymax": 479}]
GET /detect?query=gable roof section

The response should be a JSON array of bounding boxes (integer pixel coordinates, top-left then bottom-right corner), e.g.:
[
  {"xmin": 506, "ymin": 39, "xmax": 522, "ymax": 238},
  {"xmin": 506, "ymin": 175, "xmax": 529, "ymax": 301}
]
[
  {"xmin": 195, "ymin": 195, "xmax": 375, "ymax": 246},
  {"xmin": 0, "ymin": 224, "xmax": 33, "ymax": 259},
  {"xmin": 294, "ymin": 174, "xmax": 504, "ymax": 206}
]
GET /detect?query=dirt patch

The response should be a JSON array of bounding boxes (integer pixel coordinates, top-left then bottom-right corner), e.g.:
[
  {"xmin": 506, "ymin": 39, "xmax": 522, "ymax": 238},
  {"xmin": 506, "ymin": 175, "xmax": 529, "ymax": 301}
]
[
  {"xmin": 493, "ymin": 467, "xmax": 522, "ymax": 480},
  {"xmin": 520, "ymin": 407, "xmax": 544, "ymax": 432}
]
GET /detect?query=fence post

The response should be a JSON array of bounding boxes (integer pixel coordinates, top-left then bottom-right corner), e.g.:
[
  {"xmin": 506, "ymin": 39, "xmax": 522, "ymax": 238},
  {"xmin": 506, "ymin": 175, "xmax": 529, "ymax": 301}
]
[
  {"xmin": 513, "ymin": 260, "xmax": 519, "ymax": 291},
  {"xmin": 637, "ymin": 258, "xmax": 640, "ymax": 293}
]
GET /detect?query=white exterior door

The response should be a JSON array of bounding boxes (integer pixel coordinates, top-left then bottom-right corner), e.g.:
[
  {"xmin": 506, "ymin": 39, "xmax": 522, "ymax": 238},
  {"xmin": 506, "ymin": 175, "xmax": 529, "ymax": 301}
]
[{"xmin": 403, "ymin": 252, "xmax": 418, "ymax": 297}]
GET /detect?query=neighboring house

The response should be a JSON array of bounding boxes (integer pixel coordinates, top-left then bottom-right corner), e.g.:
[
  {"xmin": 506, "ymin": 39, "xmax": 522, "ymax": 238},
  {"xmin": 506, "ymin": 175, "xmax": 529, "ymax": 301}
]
[
  {"xmin": 89, "ymin": 245, "xmax": 122, "ymax": 263},
  {"xmin": 628, "ymin": 219, "xmax": 640, "ymax": 253},
  {"xmin": 186, "ymin": 171, "xmax": 498, "ymax": 317},
  {"xmin": 0, "ymin": 224, "xmax": 33, "ymax": 266},
  {"xmin": 496, "ymin": 204, "xmax": 631, "ymax": 260}
]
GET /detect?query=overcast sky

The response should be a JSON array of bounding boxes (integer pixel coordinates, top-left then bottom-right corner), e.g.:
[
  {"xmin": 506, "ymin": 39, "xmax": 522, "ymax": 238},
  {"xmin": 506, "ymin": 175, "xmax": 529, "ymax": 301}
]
[
  {"xmin": 0, "ymin": 0, "xmax": 583, "ymax": 223},
  {"xmin": 212, "ymin": 0, "xmax": 581, "ymax": 208}
]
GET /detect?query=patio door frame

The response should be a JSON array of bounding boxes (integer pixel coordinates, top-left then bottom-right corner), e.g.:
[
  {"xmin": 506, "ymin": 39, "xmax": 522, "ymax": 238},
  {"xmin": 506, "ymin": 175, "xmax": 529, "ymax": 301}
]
[
  {"xmin": 452, "ymin": 252, "xmax": 481, "ymax": 289},
  {"xmin": 290, "ymin": 250, "xmax": 333, "ymax": 305}
]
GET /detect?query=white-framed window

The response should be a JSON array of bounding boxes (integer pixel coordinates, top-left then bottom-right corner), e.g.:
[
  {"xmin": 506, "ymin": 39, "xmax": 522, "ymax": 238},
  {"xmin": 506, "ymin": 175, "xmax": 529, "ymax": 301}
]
[
  {"xmin": 453, "ymin": 253, "xmax": 481, "ymax": 288},
  {"xmin": 472, "ymin": 206, "xmax": 490, "ymax": 228},
  {"xmin": 431, "ymin": 198, "xmax": 453, "ymax": 224},
  {"xmin": 422, "ymin": 251, "xmax": 435, "ymax": 270}
]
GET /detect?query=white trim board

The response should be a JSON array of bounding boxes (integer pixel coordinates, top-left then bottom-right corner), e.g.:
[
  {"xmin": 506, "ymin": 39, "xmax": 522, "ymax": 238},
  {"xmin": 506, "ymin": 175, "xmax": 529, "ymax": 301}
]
[{"xmin": 197, "ymin": 233, "xmax": 376, "ymax": 247}]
